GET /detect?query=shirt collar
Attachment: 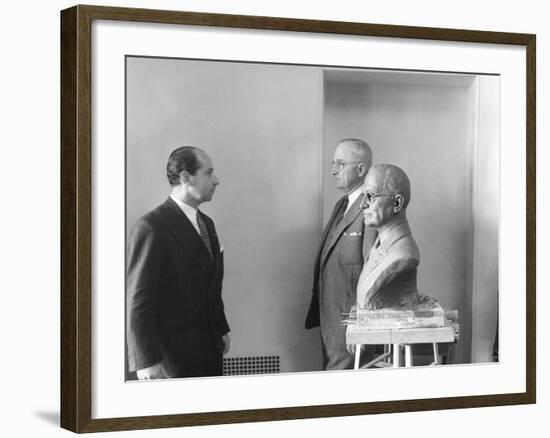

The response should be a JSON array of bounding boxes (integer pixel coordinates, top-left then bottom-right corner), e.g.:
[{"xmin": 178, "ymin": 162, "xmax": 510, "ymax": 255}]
[
  {"xmin": 377, "ymin": 219, "xmax": 412, "ymax": 252},
  {"xmin": 170, "ymin": 194, "xmax": 197, "ymax": 216},
  {"xmin": 346, "ymin": 186, "xmax": 363, "ymax": 210},
  {"xmin": 170, "ymin": 194, "xmax": 202, "ymax": 235}
]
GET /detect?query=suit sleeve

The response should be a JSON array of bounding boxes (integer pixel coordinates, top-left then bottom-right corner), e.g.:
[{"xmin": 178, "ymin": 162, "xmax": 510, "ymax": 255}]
[
  {"xmin": 304, "ymin": 199, "xmax": 344, "ymax": 330},
  {"xmin": 126, "ymin": 218, "xmax": 163, "ymax": 372}
]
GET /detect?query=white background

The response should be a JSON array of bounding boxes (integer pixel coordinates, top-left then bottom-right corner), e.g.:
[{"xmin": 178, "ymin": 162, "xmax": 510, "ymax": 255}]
[{"xmin": 0, "ymin": 0, "xmax": 546, "ymax": 437}]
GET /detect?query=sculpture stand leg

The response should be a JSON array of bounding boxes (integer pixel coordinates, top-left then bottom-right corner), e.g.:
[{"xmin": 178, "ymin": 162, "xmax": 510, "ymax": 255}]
[
  {"xmin": 354, "ymin": 344, "xmax": 361, "ymax": 370},
  {"xmin": 431, "ymin": 342, "xmax": 440, "ymax": 365},
  {"xmin": 404, "ymin": 345, "xmax": 413, "ymax": 367},
  {"xmin": 392, "ymin": 344, "xmax": 401, "ymax": 367},
  {"xmin": 384, "ymin": 344, "xmax": 391, "ymax": 365}
]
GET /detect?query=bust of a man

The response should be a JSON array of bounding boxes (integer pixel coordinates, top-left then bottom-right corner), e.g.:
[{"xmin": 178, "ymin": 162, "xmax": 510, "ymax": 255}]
[{"xmin": 356, "ymin": 164, "xmax": 420, "ymax": 309}]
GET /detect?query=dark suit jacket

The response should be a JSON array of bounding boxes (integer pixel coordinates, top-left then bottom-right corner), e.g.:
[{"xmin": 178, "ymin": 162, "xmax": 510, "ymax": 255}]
[
  {"xmin": 126, "ymin": 197, "xmax": 230, "ymax": 378},
  {"xmin": 305, "ymin": 195, "xmax": 376, "ymax": 343}
]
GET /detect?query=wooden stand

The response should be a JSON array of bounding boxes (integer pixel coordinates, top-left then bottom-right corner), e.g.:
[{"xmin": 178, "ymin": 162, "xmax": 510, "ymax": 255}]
[{"xmin": 347, "ymin": 320, "xmax": 456, "ymax": 369}]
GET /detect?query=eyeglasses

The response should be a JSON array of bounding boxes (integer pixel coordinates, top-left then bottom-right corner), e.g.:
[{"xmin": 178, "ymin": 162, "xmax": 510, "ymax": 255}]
[
  {"xmin": 361, "ymin": 191, "xmax": 399, "ymax": 208},
  {"xmin": 331, "ymin": 160, "xmax": 363, "ymax": 171}
]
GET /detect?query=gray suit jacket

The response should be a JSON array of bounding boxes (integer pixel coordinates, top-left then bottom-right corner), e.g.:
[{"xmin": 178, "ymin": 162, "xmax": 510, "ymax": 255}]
[{"xmin": 306, "ymin": 195, "xmax": 376, "ymax": 348}]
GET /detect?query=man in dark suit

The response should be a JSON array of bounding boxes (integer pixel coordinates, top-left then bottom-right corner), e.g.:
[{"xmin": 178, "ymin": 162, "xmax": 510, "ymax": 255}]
[
  {"xmin": 305, "ymin": 138, "xmax": 377, "ymax": 370},
  {"xmin": 126, "ymin": 146, "xmax": 230, "ymax": 380}
]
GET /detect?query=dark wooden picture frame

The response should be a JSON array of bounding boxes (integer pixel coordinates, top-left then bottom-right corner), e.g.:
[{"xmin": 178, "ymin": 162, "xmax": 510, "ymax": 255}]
[{"xmin": 60, "ymin": 4, "xmax": 536, "ymax": 433}]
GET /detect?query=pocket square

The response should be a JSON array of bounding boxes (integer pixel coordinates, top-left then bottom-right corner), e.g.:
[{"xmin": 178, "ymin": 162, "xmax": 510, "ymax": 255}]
[{"xmin": 344, "ymin": 231, "xmax": 363, "ymax": 237}]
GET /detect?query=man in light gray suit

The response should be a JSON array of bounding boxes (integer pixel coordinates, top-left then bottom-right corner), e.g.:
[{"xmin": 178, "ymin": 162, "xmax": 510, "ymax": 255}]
[{"xmin": 305, "ymin": 138, "xmax": 377, "ymax": 370}]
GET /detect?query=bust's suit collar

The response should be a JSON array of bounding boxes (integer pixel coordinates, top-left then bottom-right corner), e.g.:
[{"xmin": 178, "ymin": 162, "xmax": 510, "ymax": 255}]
[{"xmin": 376, "ymin": 219, "xmax": 411, "ymax": 254}]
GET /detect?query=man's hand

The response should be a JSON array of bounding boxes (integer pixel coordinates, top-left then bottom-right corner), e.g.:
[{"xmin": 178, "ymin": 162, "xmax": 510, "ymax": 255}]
[
  {"xmin": 222, "ymin": 333, "xmax": 231, "ymax": 355},
  {"xmin": 136, "ymin": 362, "xmax": 168, "ymax": 380}
]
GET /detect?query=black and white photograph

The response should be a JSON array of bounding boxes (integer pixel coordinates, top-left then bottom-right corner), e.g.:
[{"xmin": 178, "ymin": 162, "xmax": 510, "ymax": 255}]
[
  {"xmin": 125, "ymin": 56, "xmax": 500, "ymax": 380},
  {"xmin": 2, "ymin": 0, "xmax": 545, "ymax": 436}
]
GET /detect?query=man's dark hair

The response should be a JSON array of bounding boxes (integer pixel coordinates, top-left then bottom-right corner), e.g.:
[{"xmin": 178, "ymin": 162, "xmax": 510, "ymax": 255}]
[{"xmin": 166, "ymin": 146, "xmax": 202, "ymax": 186}]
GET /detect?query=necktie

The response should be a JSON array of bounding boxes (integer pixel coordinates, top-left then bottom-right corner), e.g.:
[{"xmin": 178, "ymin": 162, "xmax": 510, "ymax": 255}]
[
  {"xmin": 334, "ymin": 196, "xmax": 349, "ymax": 226},
  {"xmin": 197, "ymin": 212, "xmax": 213, "ymax": 259}
]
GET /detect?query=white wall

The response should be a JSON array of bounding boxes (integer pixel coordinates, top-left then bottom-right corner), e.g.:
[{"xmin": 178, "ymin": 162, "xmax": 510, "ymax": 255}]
[
  {"xmin": 1, "ymin": 1, "xmax": 546, "ymax": 438},
  {"xmin": 126, "ymin": 58, "xmax": 324, "ymax": 372},
  {"xmin": 323, "ymin": 70, "xmax": 499, "ymax": 363},
  {"xmin": 469, "ymin": 76, "xmax": 500, "ymax": 362}
]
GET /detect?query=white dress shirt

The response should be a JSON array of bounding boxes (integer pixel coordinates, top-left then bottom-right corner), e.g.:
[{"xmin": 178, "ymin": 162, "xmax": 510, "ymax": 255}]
[
  {"xmin": 345, "ymin": 186, "xmax": 363, "ymax": 215},
  {"xmin": 170, "ymin": 195, "xmax": 224, "ymax": 252},
  {"xmin": 170, "ymin": 194, "xmax": 201, "ymax": 234}
]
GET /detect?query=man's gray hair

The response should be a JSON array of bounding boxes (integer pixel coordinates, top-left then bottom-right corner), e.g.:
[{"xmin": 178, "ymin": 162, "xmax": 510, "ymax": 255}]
[{"xmin": 340, "ymin": 138, "xmax": 373, "ymax": 169}]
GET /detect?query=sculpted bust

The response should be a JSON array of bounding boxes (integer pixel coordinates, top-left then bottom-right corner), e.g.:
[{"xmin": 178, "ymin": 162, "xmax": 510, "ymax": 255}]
[{"xmin": 356, "ymin": 164, "xmax": 421, "ymax": 310}]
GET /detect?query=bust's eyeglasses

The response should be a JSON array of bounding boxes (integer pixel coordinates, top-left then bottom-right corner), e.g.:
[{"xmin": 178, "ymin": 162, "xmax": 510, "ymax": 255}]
[
  {"xmin": 331, "ymin": 160, "xmax": 363, "ymax": 171},
  {"xmin": 361, "ymin": 191, "xmax": 399, "ymax": 208}
]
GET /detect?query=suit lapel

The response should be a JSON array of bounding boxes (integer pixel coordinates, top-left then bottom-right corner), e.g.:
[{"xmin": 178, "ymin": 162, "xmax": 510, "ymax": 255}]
[
  {"xmin": 320, "ymin": 196, "xmax": 347, "ymax": 249},
  {"xmin": 364, "ymin": 237, "xmax": 384, "ymax": 271},
  {"xmin": 320, "ymin": 194, "xmax": 364, "ymax": 268},
  {"xmin": 314, "ymin": 196, "xmax": 346, "ymax": 275},
  {"xmin": 319, "ymin": 196, "xmax": 345, "ymax": 258},
  {"xmin": 161, "ymin": 198, "xmax": 213, "ymax": 272},
  {"xmin": 200, "ymin": 212, "xmax": 222, "ymax": 292},
  {"xmin": 200, "ymin": 210, "xmax": 220, "ymax": 264}
]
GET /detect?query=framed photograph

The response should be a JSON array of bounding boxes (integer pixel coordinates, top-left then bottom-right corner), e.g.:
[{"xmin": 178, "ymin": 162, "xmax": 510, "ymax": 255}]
[{"xmin": 60, "ymin": 4, "xmax": 536, "ymax": 433}]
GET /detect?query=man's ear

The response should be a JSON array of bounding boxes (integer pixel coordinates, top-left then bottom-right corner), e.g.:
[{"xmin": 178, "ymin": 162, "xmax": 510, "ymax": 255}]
[
  {"xmin": 393, "ymin": 194, "xmax": 405, "ymax": 213},
  {"xmin": 179, "ymin": 170, "xmax": 191, "ymax": 185},
  {"xmin": 357, "ymin": 162, "xmax": 367, "ymax": 177}
]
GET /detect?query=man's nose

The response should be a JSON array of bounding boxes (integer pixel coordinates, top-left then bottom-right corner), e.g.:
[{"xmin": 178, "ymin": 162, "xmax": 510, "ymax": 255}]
[{"xmin": 213, "ymin": 174, "xmax": 220, "ymax": 185}]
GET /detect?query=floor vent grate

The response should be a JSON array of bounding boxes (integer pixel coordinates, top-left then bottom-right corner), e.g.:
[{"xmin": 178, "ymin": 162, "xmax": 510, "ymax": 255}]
[{"xmin": 223, "ymin": 355, "xmax": 280, "ymax": 376}]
